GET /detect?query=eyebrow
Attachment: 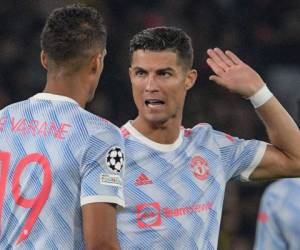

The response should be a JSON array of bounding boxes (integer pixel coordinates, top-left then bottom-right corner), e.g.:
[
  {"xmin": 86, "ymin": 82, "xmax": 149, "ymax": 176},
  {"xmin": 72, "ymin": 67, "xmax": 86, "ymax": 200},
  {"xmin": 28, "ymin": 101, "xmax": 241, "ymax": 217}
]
[
  {"xmin": 156, "ymin": 67, "xmax": 174, "ymax": 72},
  {"xmin": 131, "ymin": 66, "xmax": 175, "ymax": 72},
  {"xmin": 131, "ymin": 67, "xmax": 146, "ymax": 71}
]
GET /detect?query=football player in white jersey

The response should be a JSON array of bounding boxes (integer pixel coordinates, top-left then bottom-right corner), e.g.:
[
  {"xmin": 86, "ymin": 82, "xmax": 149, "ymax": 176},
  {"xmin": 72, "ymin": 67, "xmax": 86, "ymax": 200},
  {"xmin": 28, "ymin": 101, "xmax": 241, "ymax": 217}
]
[
  {"xmin": 0, "ymin": 4, "xmax": 125, "ymax": 250},
  {"xmin": 254, "ymin": 179, "xmax": 300, "ymax": 250},
  {"xmin": 116, "ymin": 27, "xmax": 300, "ymax": 249}
]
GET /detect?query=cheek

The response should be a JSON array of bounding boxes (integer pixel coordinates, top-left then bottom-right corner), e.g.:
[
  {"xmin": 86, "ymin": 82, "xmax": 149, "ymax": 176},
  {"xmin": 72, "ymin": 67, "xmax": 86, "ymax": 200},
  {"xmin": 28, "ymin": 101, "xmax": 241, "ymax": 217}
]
[
  {"xmin": 172, "ymin": 88, "xmax": 186, "ymax": 107},
  {"xmin": 131, "ymin": 83, "xmax": 143, "ymax": 106}
]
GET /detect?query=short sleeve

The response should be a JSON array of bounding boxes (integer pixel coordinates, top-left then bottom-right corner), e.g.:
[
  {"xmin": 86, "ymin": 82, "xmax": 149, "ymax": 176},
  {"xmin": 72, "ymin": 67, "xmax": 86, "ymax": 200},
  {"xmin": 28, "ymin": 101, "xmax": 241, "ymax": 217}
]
[
  {"xmin": 214, "ymin": 130, "xmax": 267, "ymax": 181},
  {"xmin": 80, "ymin": 121, "xmax": 125, "ymax": 208}
]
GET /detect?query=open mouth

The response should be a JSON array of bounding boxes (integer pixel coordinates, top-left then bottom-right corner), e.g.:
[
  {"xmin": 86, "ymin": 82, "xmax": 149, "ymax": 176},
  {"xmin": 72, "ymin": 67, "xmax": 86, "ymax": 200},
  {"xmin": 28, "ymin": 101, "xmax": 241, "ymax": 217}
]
[{"xmin": 145, "ymin": 99, "xmax": 165, "ymax": 106}]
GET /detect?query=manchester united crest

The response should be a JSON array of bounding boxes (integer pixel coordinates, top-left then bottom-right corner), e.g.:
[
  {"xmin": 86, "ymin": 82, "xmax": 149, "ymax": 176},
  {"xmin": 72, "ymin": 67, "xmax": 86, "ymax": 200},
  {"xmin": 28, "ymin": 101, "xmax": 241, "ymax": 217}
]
[{"xmin": 190, "ymin": 155, "xmax": 209, "ymax": 181}]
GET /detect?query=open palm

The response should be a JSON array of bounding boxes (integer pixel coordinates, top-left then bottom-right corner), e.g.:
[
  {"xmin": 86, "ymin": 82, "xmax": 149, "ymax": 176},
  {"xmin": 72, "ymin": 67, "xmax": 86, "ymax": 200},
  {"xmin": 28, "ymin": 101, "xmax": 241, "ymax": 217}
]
[{"xmin": 206, "ymin": 48, "xmax": 265, "ymax": 97}]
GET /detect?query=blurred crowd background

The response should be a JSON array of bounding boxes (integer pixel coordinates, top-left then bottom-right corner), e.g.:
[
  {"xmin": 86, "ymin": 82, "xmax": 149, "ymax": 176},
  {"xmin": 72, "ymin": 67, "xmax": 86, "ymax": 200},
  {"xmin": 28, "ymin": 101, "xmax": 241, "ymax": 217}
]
[{"xmin": 1, "ymin": 0, "xmax": 299, "ymax": 249}]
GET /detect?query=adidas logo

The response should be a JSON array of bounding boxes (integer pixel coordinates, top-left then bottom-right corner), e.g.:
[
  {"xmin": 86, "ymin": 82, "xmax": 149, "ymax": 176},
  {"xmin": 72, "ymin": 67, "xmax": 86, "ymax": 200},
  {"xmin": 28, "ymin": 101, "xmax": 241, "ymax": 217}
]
[{"xmin": 135, "ymin": 173, "xmax": 153, "ymax": 186}]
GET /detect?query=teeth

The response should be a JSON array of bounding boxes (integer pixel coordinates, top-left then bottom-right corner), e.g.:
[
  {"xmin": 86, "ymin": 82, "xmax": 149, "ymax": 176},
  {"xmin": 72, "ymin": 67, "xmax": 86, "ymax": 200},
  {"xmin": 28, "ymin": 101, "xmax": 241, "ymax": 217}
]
[{"xmin": 145, "ymin": 100, "xmax": 164, "ymax": 105}]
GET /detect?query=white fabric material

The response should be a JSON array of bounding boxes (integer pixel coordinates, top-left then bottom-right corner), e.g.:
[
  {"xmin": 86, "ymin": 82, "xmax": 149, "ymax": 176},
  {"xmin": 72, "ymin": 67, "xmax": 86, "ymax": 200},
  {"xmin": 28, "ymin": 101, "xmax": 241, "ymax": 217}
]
[{"xmin": 249, "ymin": 84, "xmax": 273, "ymax": 108}]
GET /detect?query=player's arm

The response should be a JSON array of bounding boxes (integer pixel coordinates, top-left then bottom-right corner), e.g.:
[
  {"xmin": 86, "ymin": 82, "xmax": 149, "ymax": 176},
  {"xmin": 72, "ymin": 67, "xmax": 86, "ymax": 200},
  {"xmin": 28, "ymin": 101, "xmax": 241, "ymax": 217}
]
[
  {"xmin": 82, "ymin": 203, "xmax": 120, "ymax": 250},
  {"xmin": 206, "ymin": 48, "xmax": 300, "ymax": 180},
  {"xmin": 80, "ymin": 125, "xmax": 125, "ymax": 249}
]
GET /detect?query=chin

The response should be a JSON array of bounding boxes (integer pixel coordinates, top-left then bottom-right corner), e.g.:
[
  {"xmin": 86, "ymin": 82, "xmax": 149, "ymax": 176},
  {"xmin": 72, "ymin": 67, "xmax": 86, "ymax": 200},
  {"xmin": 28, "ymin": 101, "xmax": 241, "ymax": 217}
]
[{"xmin": 145, "ymin": 115, "xmax": 169, "ymax": 125}]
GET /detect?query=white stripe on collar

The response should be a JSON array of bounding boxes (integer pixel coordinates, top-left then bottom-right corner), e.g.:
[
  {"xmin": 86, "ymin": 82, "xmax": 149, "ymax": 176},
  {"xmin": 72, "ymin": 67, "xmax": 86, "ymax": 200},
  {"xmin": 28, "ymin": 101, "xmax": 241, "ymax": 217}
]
[
  {"xmin": 123, "ymin": 121, "xmax": 183, "ymax": 152},
  {"xmin": 30, "ymin": 93, "xmax": 78, "ymax": 105}
]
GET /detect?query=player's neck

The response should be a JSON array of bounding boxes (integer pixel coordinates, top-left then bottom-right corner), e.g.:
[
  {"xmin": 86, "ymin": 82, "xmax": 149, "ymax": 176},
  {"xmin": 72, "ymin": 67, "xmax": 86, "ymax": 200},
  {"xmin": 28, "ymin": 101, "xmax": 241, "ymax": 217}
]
[
  {"xmin": 44, "ymin": 74, "xmax": 90, "ymax": 108},
  {"xmin": 131, "ymin": 117, "xmax": 181, "ymax": 144}
]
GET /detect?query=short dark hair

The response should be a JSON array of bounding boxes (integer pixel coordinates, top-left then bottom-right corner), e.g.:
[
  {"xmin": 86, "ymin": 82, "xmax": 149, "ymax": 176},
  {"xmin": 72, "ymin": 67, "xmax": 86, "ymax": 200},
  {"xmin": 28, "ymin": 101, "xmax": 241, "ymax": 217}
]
[
  {"xmin": 129, "ymin": 26, "xmax": 194, "ymax": 69},
  {"xmin": 41, "ymin": 4, "xmax": 106, "ymax": 64}
]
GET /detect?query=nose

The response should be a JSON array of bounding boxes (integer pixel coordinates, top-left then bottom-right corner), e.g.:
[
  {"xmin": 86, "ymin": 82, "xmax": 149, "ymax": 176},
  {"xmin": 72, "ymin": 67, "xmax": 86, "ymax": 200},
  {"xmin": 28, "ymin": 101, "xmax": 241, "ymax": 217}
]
[{"xmin": 145, "ymin": 74, "xmax": 158, "ymax": 92}]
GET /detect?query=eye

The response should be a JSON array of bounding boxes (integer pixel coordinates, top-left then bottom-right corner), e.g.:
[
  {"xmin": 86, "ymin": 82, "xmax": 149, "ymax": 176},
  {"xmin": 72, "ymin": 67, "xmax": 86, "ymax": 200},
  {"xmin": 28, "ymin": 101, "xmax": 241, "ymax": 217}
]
[
  {"xmin": 158, "ymin": 71, "xmax": 172, "ymax": 77},
  {"xmin": 135, "ymin": 70, "xmax": 146, "ymax": 77}
]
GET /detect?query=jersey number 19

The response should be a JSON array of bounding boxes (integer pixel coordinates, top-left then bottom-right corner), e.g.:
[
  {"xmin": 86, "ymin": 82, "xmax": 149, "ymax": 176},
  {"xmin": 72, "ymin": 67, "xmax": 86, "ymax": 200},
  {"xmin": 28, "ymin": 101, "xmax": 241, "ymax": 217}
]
[{"xmin": 0, "ymin": 152, "xmax": 52, "ymax": 244}]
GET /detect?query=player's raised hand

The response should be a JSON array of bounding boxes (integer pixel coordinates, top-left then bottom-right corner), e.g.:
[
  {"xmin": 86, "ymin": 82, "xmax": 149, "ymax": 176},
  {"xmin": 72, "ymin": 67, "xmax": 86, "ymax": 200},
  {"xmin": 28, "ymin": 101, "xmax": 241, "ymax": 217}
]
[{"xmin": 206, "ymin": 48, "xmax": 265, "ymax": 97}]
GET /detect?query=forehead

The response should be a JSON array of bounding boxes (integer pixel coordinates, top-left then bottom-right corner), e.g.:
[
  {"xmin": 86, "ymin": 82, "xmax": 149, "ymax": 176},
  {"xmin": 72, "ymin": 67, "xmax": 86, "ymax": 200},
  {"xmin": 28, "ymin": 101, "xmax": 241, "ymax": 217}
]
[{"xmin": 131, "ymin": 50, "xmax": 181, "ymax": 70}]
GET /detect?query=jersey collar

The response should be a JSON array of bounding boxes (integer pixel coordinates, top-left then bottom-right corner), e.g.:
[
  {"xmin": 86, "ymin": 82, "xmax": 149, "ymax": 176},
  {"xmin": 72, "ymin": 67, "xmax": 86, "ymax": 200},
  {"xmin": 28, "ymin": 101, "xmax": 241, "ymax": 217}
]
[
  {"xmin": 123, "ymin": 121, "xmax": 183, "ymax": 152},
  {"xmin": 30, "ymin": 93, "xmax": 78, "ymax": 105}
]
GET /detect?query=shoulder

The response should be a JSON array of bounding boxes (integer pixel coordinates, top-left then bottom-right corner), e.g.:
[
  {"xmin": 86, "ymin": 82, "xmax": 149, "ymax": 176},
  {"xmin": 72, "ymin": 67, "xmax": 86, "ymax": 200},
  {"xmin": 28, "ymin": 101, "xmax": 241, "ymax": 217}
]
[
  {"xmin": 260, "ymin": 179, "xmax": 298, "ymax": 208},
  {"xmin": 1, "ymin": 100, "xmax": 28, "ymax": 111},
  {"xmin": 79, "ymin": 110, "xmax": 120, "ymax": 134},
  {"xmin": 265, "ymin": 179, "xmax": 300, "ymax": 197},
  {"xmin": 68, "ymin": 110, "xmax": 123, "ymax": 149},
  {"xmin": 184, "ymin": 123, "xmax": 236, "ymax": 145},
  {"xmin": 182, "ymin": 123, "xmax": 213, "ymax": 137},
  {"xmin": 191, "ymin": 122, "xmax": 213, "ymax": 131},
  {"xmin": 260, "ymin": 179, "xmax": 300, "ymax": 220}
]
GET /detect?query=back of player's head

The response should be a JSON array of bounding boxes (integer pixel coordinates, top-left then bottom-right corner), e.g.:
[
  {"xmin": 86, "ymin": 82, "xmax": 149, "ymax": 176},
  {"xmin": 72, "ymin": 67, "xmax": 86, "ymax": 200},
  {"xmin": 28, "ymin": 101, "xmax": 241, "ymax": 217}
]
[
  {"xmin": 129, "ymin": 26, "xmax": 194, "ymax": 69},
  {"xmin": 40, "ymin": 4, "xmax": 106, "ymax": 67}
]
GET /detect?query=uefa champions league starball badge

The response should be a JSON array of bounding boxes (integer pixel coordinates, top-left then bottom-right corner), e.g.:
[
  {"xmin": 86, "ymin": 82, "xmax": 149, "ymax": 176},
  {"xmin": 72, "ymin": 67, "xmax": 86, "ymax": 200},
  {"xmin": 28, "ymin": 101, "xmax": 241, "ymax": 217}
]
[{"xmin": 106, "ymin": 147, "xmax": 124, "ymax": 173}]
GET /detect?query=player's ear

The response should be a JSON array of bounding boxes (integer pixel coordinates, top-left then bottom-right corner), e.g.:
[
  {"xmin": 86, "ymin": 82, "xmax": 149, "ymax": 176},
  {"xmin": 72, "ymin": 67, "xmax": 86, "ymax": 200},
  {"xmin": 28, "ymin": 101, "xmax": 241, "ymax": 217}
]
[
  {"xmin": 185, "ymin": 69, "xmax": 197, "ymax": 90},
  {"xmin": 90, "ymin": 54, "xmax": 100, "ymax": 74},
  {"xmin": 90, "ymin": 50, "xmax": 106, "ymax": 75},
  {"xmin": 40, "ymin": 50, "xmax": 48, "ymax": 70}
]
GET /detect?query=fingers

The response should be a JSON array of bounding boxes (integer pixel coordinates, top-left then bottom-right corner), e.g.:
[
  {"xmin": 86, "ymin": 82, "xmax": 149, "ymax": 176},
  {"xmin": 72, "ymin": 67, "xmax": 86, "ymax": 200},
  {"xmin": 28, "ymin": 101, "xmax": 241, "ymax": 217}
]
[
  {"xmin": 224, "ymin": 50, "xmax": 244, "ymax": 65},
  {"xmin": 207, "ymin": 48, "xmax": 244, "ymax": 72},
  {"xmin": 214, "ymin": 48, "xmax": 235, "ymax": 67},
  {"xmin": 207, "ymin": 48, "xmax": 229, "ymax": 72},
  {"xmin": 206, "ymin": 58, "xmax": 225, "ymax": 76}
]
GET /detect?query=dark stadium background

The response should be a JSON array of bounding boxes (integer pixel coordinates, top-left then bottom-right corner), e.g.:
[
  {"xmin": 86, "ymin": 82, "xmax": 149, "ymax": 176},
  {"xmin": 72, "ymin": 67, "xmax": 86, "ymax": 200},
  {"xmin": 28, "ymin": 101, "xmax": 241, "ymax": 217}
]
[{"xmin": 1, "ymin": 1, "xmax": 299, "ymax": 249}]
